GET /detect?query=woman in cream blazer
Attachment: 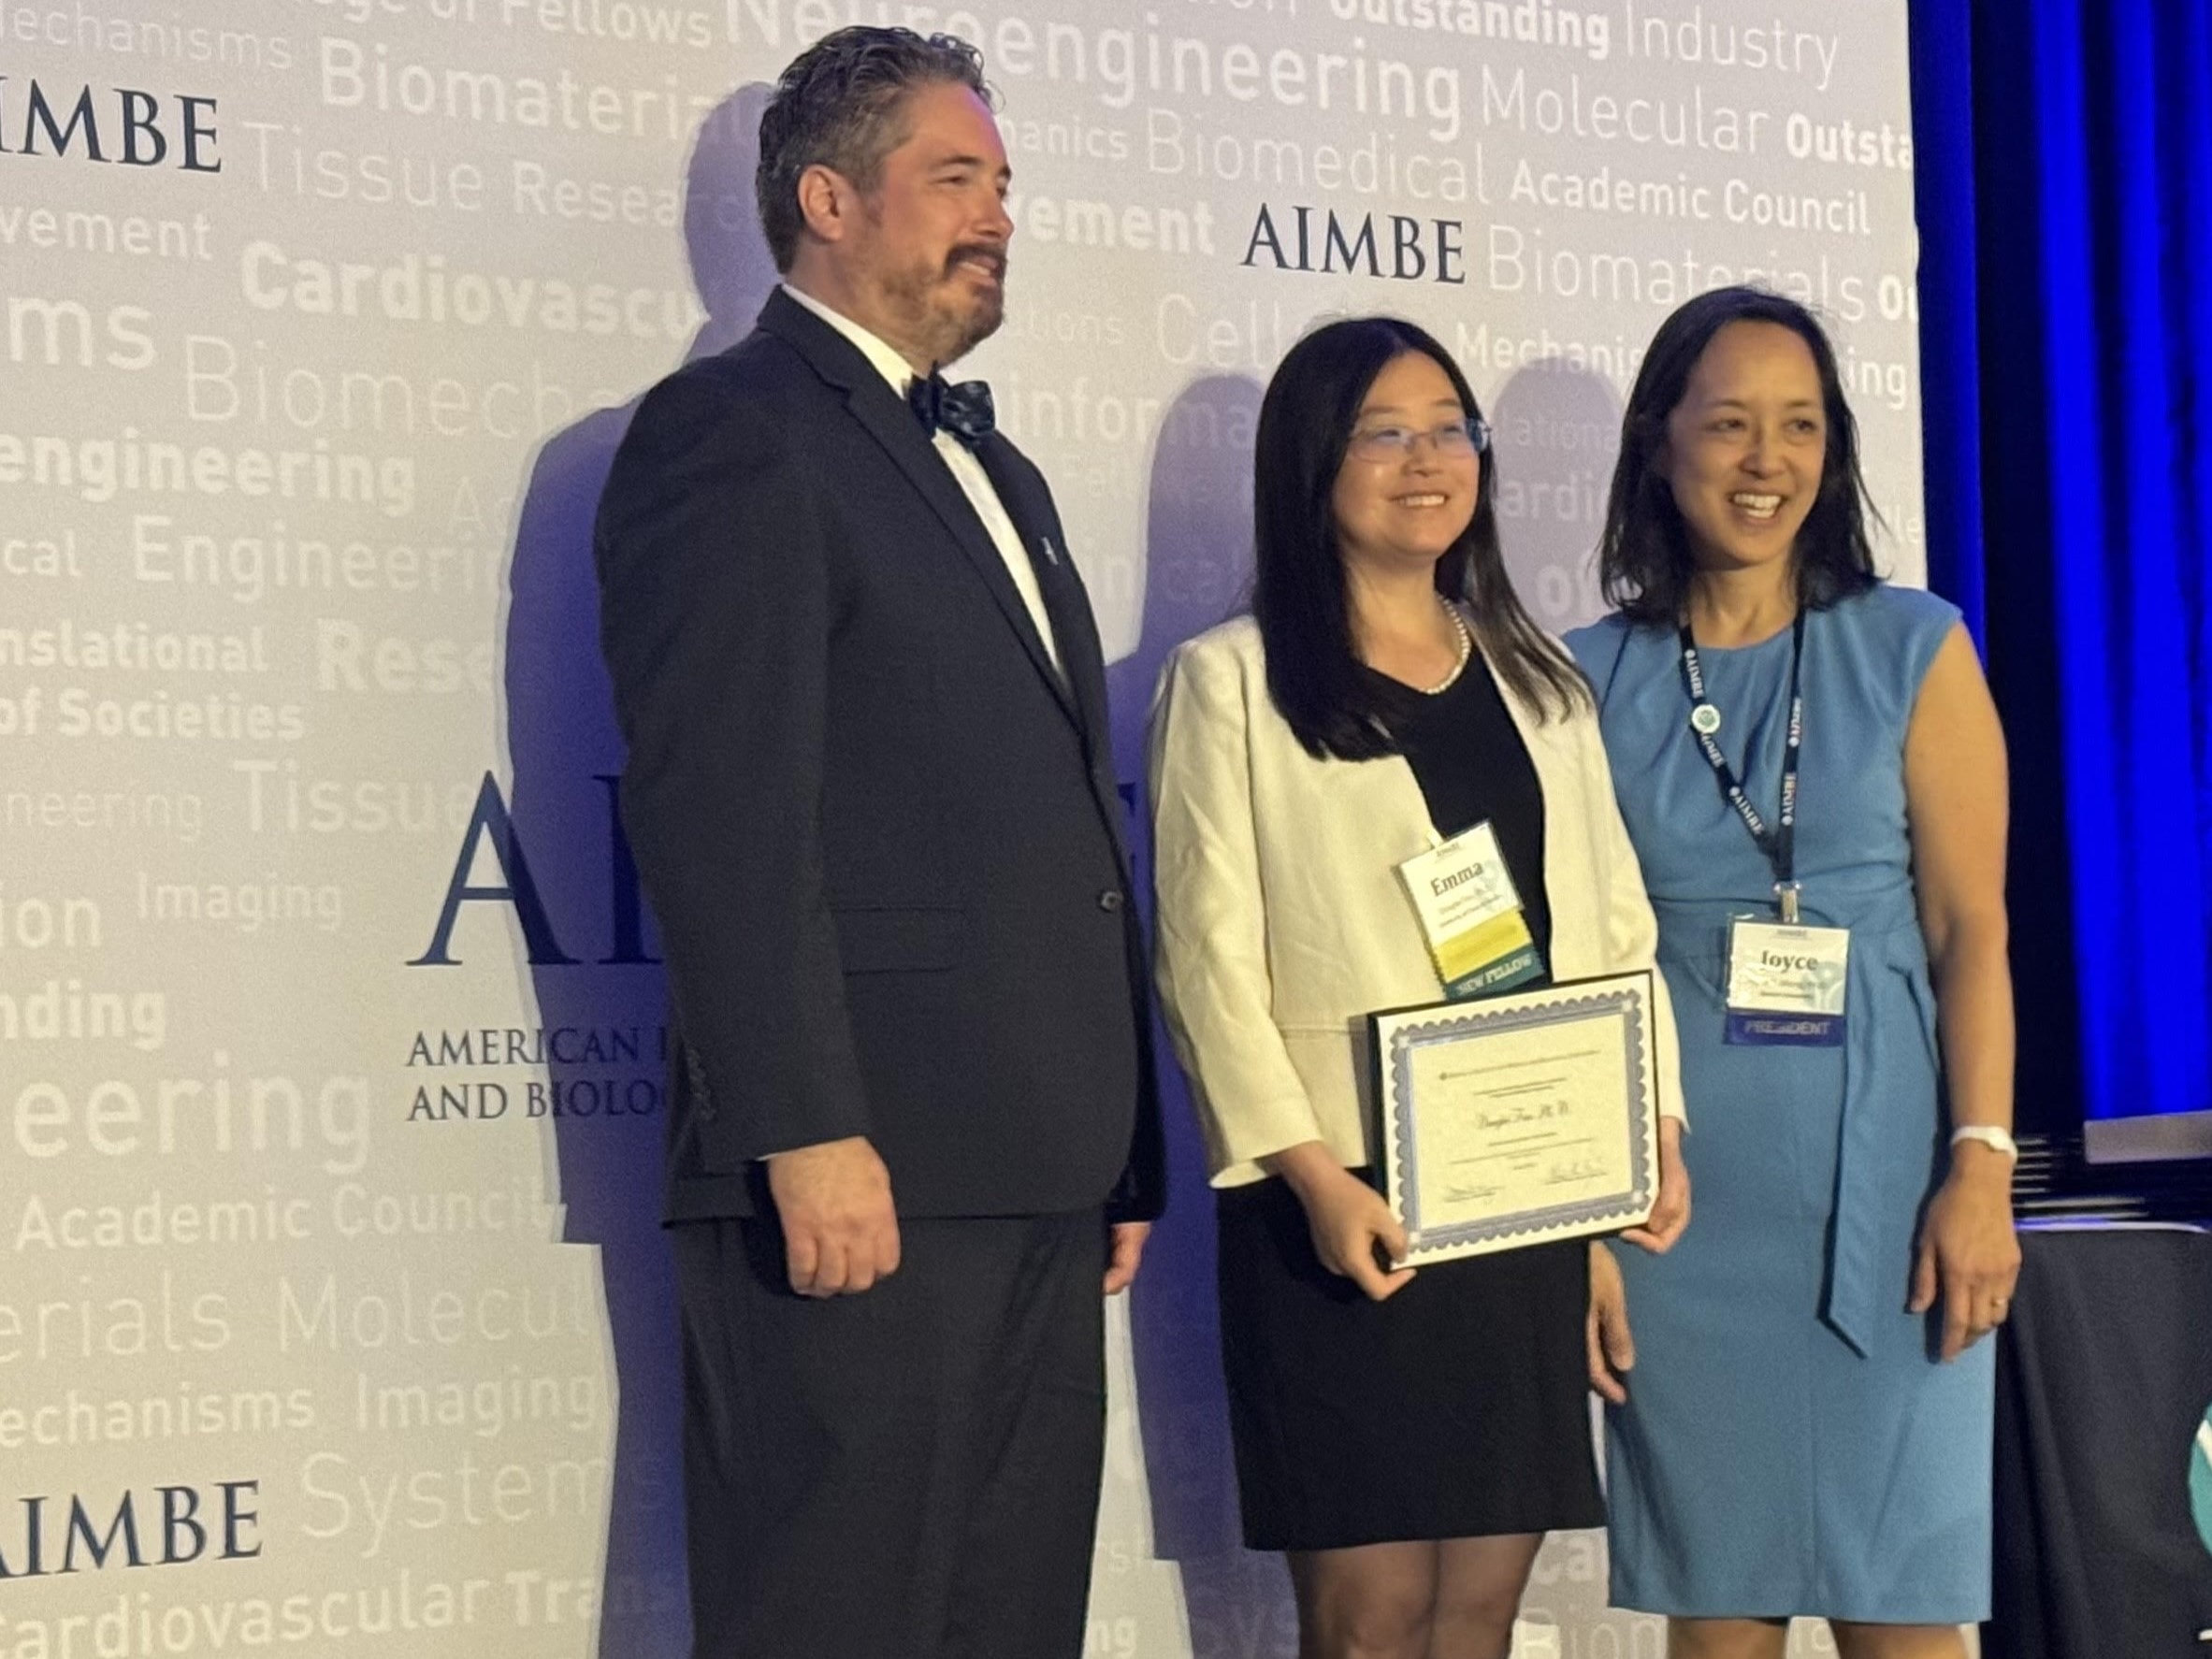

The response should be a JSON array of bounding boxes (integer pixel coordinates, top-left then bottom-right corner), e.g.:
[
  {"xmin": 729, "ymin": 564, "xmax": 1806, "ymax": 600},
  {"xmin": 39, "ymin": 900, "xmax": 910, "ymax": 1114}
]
[
  {"xmin": 1147, "ymin": 317, "xmax": 1685, "ymax": 1659},
  {"xmin": 1149, "ymin": 613, "xmax": 1683, "ymax": 1186}
]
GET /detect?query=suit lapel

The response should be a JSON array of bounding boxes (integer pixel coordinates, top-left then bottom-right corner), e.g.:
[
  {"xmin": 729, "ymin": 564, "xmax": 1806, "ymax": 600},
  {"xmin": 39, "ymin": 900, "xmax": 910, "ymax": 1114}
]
[
  {"xmin": 757, "ymin": 293, "xmax": 1078, "ymax": 727},
  {"xmin": 973, "ymin": 435, "xmax": 1112, "ymax": 747}
]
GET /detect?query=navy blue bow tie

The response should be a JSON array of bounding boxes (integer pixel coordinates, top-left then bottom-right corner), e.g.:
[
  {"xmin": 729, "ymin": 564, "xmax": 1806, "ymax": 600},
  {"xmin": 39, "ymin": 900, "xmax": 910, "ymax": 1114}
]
[{"xmin": 907, "ymin": 372, "xmax": 995, "ymax": 447}]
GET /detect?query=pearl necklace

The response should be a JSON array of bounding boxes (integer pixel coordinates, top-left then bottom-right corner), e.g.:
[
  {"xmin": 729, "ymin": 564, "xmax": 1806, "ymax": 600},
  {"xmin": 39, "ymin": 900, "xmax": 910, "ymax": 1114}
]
[{"xmin": 1423, "ymin": 599, "xmax": 1473, "ymax": 695}]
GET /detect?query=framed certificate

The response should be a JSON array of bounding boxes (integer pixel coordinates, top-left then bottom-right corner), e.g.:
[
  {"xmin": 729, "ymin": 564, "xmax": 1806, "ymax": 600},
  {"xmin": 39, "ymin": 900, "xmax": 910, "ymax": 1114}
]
[{"xmin": 1368, "ymin": 970, "xmax": 1660, "ymax": 1263}]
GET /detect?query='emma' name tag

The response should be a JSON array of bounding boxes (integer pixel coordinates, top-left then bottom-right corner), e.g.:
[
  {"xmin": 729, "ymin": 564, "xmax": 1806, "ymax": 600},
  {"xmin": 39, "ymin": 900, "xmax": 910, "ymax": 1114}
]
[
  {"xmin": 1725, "ymin": 917, "xmax": 1849, "ymax": 1046},
  {"xmin": 1396, "ymin": 821, "xmax": 1545, "ymax": 999}
]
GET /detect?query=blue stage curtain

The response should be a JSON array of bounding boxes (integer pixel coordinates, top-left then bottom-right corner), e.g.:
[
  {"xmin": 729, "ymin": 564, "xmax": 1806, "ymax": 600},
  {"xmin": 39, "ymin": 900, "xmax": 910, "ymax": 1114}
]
[{"xmin": 1910, "ymin": 0, "xmax": 2211, "ymax": 1132}]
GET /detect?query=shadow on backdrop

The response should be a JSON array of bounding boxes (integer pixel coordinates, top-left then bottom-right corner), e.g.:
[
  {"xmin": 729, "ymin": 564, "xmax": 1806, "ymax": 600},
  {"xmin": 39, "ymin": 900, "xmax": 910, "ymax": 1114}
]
[
  {"xmin": 1486, "ymin": 359, "xmax": 1625, "ymax": 639},
  {"xmin": 1108, "ymin": 372, "xmax": 1305, "ymax": 1655},
  {"xmin": 502, "ymin": 83, "xmax": 775, "ymax": 1659}
]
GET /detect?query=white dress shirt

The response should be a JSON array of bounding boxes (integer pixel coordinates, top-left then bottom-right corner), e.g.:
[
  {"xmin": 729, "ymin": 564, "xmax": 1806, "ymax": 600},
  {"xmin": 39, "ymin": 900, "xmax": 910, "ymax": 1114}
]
[{"xmin": 780, "ymin": 282, "xmax": 1061, "ymax": 674}]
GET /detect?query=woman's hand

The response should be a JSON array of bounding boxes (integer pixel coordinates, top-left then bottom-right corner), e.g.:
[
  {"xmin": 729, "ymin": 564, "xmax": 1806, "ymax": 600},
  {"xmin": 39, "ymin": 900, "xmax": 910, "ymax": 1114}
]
[
  {"xmin": 1266, "ymin": 1142, "xmax": 1415, "ymax": 1302},
  {"xmin": 1586, "ymin": 1241, "xmax": 1634, "ymax": 1404},
  {"xmin": 1911, "ymin": 1142, "xmax": 2021, "ymax": 1361},
  {"xmin": 1620, "ymin": 1116, "xmax": 1690, "ymax": 1253}
]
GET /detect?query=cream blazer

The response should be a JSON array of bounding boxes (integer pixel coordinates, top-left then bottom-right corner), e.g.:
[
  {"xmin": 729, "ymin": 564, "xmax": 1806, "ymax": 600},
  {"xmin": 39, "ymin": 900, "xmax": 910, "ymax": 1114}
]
[{"xmin": 1147, "ymin": 614, "xmax": 1684, "ymax": 1188}]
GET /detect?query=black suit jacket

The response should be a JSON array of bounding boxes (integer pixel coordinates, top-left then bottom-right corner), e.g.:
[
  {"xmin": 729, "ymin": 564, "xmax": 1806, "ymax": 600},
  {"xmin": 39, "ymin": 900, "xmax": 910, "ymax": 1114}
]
[{"xmin": 594, "ymin": 289, "xmax": 1164, "ymax": 1223}]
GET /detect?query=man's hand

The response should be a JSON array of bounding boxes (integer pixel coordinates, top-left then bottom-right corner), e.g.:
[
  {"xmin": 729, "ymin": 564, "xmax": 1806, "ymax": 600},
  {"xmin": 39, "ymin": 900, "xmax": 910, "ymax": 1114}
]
[
  {"xmin": 765, "ymin": 1136, "xmax": 900, "ymax": 1297},
  {"xmin": 1103, "ymin": 1222, "xmax": 1150, "ymax": 1295}
]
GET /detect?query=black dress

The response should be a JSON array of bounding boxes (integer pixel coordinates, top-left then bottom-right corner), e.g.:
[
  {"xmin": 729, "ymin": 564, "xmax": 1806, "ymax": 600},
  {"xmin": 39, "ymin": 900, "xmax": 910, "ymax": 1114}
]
[{"xmin": 1213, "ymin": 651, "xmax": 1605, "ymax": 1551}]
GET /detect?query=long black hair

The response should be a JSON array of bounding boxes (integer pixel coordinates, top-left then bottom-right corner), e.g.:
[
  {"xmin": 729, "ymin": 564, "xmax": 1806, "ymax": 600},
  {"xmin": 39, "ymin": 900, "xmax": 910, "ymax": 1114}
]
[
  {"xmin": 1251, "ymin": 316, "xmax": 1586, "ymax": 761},
  {"xmin": 1598, "ymin": 286, "xmax": 1879, "ymax": 625}
]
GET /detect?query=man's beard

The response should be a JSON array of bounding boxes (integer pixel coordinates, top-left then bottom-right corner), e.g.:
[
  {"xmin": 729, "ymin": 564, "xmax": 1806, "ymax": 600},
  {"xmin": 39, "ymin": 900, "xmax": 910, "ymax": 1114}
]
[{"xmin": 883, "ymin": 243, "xmax": 1005, "ymax": 367}]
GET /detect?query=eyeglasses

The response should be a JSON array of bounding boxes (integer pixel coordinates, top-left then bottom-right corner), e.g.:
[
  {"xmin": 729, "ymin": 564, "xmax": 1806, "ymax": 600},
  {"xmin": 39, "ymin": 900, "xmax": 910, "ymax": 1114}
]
[{"xmin": 1346, "ymin": 417, "xmax": 1492, "ymax": 464}]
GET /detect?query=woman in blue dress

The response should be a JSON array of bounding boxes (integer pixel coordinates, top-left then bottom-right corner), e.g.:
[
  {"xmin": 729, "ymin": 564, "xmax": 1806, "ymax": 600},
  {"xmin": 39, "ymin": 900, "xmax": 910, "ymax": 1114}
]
[{"xmin": 1565, "ymin": 287, "xmax": 2020, "ymax": 1659}]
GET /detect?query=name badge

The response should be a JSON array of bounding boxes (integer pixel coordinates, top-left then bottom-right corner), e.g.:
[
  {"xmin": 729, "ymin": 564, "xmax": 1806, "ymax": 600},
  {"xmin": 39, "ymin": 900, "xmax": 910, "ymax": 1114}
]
[
  {"xmin": 1725, "ymin": 917, "xmax": 1849, "ymax": 1046},
  {"xmin": 1396, "ymin": 821, "xmax": 1545, "ymax": 999}
]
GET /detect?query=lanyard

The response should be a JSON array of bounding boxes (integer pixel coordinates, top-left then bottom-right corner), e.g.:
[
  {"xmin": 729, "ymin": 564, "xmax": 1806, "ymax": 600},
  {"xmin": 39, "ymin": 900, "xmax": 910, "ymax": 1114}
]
[{"xmin": 1677, "ymin": 612, "xmax": 1806, "ymax": 922}]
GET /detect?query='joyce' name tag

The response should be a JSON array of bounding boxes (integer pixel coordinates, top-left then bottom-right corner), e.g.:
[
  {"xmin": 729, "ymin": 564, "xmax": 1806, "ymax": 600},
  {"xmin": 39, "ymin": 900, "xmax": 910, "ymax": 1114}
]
[
  {"xmin": 1725, "ymin": 917, "xmax": 1849, "ymax": 1046},
  {"xmin": 1396, "ymin": 821, "xmax": 1545, "ymax": 1000}
]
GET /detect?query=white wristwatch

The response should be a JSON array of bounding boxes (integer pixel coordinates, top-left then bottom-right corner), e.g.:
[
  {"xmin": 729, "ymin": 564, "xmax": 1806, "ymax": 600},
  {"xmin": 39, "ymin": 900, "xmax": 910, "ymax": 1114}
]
[{"xmin": 1949, "ymin": 1124, "xmax": 2019, "ymax": 1160}]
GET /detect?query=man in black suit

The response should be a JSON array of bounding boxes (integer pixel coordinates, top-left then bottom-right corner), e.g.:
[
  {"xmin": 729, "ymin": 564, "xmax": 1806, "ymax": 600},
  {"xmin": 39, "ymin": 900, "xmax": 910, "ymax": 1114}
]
[{"xmin": 592, "ymin": 26, "xmax": 1164, "ymax": 1659}]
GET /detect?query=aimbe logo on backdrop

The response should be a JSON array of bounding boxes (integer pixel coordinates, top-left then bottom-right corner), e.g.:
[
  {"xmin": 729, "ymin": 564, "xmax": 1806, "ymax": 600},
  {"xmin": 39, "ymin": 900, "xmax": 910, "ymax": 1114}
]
[
  {"xmin": 0, "ymin": 76, "xmax": 218, "ymax": 170},
  {"xmin": 412, "ymin": 774, "xmax": 658, "ymax": 971},
  {"xmin": 0, "ymin": 1482, "xmax": 261, "ymax": 1579},
  {"xmin": 1241, "ymin": 202, "xmax": 1468, "ymax": 284}
]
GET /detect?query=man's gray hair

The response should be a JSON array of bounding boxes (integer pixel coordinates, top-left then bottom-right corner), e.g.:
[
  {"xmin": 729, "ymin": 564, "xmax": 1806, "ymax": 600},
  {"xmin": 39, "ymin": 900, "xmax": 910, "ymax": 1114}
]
[{"xmin": 755, "ymin": 27, "xmax": 993, "ymax": 272}]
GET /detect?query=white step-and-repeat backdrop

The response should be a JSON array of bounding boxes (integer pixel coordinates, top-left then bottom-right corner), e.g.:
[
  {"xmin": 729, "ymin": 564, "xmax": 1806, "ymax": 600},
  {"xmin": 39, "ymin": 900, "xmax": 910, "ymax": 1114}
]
[{"xmin": 1, "ymin": 3, "xmax": 1922, "ymax": 1654}]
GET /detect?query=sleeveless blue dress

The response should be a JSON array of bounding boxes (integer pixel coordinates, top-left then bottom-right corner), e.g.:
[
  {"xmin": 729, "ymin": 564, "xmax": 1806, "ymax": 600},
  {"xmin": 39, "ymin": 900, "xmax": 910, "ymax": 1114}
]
[{"xmin": 1567, "ymin": 585, "xmax": 1993, "ymax": 1622}]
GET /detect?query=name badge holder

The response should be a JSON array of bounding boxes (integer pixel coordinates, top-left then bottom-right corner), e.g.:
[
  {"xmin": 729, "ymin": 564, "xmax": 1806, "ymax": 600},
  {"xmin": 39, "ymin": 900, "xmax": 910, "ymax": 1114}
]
[
  {"xmin": 1679, "ymin": 614, "xmax": 1849, "ymax": 1047},
  {"xmin": 1395, "ymin": 820, "xmax": 1546, "ymax": 1000}
]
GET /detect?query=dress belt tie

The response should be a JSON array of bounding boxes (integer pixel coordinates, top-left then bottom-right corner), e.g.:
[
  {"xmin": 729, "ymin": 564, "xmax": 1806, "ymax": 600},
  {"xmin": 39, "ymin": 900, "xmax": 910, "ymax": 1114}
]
[{"xmin": 1654, "ymin": 894, "xmax": 1935, "ymax": 1357}]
